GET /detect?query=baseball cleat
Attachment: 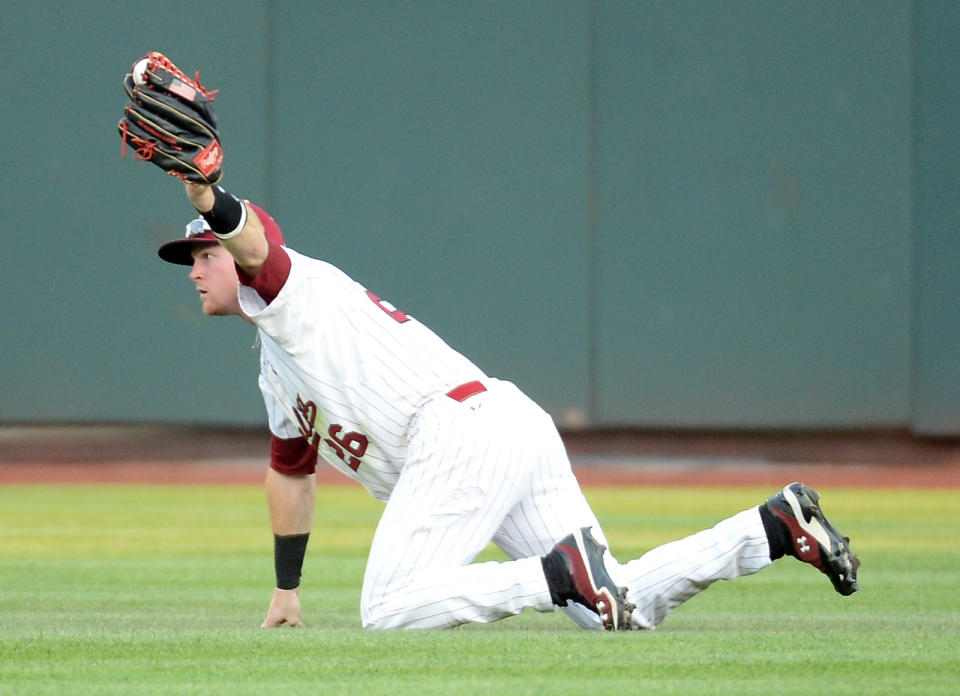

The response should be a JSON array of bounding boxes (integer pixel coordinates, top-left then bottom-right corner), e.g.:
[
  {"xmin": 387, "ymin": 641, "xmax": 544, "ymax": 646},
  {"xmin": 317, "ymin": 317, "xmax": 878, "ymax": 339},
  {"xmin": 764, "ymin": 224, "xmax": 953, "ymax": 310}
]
[
  {"xmin": 765, "ymin": 482, "xmax": 861, "ymax": 596},
  {"xmin": 542, "ymin": 526, "xmax": 634, "ymax": 630}
]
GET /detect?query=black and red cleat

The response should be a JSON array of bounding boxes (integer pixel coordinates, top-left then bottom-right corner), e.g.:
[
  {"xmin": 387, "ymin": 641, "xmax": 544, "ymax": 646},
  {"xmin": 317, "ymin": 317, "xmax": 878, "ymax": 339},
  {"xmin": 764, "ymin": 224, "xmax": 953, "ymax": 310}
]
[
  {"xmin": 766, "ymin": 482, "xmax": 861, "ymax": 596},
  {"xmin": 542, "ymin": 526, "xmax": 634, "ymax": 630}
]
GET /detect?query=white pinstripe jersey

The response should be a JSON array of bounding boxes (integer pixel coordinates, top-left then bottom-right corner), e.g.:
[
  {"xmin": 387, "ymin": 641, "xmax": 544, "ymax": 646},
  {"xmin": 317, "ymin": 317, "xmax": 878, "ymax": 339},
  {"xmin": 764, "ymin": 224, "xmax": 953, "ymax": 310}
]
[{"xmin": 238, "ymin": 247, "xmax": 487, "ymax": 501}]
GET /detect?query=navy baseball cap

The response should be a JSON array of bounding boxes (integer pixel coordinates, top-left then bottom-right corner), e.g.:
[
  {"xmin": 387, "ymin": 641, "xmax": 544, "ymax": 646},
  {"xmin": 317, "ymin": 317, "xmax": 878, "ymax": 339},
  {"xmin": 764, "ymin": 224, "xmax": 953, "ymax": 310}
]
[{"xmin": 157, "ymin": 203, "xmax": 285, "ymax": 266}]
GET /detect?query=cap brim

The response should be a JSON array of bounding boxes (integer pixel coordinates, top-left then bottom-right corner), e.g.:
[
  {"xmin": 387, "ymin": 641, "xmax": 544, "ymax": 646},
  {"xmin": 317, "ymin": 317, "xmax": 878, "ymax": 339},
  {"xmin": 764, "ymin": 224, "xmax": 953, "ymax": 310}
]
[
  {"xmin": 157, "ymin": 203, "xmax": 285, "ymax": 266},
  {"xmin": 157, "ymin": 238, "xmax": 218, "ymax": 266}
]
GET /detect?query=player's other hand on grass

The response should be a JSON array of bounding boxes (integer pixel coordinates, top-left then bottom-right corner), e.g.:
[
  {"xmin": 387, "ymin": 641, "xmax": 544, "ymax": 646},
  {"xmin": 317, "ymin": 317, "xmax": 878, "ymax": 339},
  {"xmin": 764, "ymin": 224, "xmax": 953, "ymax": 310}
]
[{"xmin": 261, "ymin": 587, "xmax": 303, "ymax": 628}]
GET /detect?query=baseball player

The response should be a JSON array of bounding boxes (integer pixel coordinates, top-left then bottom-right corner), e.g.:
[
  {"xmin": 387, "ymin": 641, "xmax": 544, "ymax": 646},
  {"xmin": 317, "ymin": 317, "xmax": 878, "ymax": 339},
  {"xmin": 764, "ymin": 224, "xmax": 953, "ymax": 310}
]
[{"xmin": 118, "ymin": 53, "xmax": 860, "ymax": 631}]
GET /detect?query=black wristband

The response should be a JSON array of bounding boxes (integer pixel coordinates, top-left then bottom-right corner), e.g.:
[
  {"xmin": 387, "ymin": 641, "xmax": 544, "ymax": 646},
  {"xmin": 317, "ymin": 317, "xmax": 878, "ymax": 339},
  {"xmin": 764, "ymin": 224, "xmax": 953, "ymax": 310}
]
[
  {"xmin": 199, "ymin": 185, "xmax": 247, "ymax": 239},
  {"xmin": 274, "ymin": 532, "xmax": 310, "ymax": 590}
]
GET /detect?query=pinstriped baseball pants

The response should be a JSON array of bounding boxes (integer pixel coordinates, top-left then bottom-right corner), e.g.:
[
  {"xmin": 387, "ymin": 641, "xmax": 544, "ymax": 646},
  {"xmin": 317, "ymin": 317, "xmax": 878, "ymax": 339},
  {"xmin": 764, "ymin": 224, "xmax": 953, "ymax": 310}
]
[{"xmin": 359, "ymin": 379, "xmax": 771, "ymax": 630}]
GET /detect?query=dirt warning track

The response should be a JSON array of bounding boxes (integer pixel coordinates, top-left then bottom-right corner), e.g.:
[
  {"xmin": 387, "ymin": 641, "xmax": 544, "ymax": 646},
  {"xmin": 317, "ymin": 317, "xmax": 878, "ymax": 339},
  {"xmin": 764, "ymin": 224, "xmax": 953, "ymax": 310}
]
[{"xmin": 2, "ymin": 426, "xmax": 960, "ymax": 488}]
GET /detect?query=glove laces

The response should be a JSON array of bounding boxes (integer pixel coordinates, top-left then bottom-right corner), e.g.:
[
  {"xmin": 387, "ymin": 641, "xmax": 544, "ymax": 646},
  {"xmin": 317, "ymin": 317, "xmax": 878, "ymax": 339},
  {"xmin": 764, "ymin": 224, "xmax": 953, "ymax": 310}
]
[
  {"xmin": 118, "ymin": 119, "xmax": 158, "ymax": 161},
  {"xmin": 145, "ymin": 52, "xmax": 219, "ymax": 100}
]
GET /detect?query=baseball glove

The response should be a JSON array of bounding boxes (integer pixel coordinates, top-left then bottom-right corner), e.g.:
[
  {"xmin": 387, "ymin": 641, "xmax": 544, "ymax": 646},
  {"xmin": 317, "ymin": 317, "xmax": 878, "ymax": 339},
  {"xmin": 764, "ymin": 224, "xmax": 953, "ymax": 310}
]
[{"xmin": 118, "ymin": 52, "xmax": 223, "ymax": 184}]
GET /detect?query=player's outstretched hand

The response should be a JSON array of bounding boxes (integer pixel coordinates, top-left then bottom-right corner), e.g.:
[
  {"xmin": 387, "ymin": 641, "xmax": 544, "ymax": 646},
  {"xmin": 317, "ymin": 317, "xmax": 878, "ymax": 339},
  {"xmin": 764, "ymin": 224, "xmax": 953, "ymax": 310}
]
[
  {"xmin": 117, "ymin": 51, "xmax": 223, "ymax": 185},
  {"xmin": 261, "ymin": 587, "xmax": 303, "ymax": 628}
]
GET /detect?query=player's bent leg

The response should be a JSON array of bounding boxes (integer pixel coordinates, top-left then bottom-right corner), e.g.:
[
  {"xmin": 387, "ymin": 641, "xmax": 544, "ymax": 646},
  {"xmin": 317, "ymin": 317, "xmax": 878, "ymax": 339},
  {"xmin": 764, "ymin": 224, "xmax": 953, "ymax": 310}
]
[
  {"xmin": 614, "ymin": 506, "xmax": 772, "ymax": 629},
  {"xmin": 360, "ymin": 381, "xmax": 563, "ymax": 630},
  {"xmin": 488, "ymin": 410, "xmax": 645, "ymax": 630},
  {"xmin": 361, "ymin": 556, "xmax": 555, "ymax": 630}
]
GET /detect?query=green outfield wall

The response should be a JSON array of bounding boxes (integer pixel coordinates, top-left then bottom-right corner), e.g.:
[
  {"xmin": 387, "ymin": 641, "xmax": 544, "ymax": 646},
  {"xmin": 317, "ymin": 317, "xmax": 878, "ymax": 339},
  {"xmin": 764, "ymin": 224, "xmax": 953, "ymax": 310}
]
[{"xmin": 1, "ymin": 1, "xmax": 957, "ymax": 434}]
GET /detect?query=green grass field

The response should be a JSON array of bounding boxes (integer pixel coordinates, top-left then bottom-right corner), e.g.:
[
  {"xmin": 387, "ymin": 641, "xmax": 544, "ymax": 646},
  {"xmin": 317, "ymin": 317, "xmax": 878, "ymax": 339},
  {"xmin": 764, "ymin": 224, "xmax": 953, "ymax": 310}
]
[{"xmin": 1, "ymin": 483, "xmax": 957, "ymax": 695}]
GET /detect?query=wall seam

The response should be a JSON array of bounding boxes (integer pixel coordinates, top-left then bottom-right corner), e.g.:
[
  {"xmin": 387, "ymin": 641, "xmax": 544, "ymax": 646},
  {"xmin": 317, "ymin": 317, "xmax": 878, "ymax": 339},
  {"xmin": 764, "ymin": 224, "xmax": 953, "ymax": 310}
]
[
  {"xmin": 263, "ymin": 0, "xmax": 276, "ymax": 211},
  {"xmin": 586, "ymin": 0, "xmax": 600, "ymax": 426},
  {"xmin": 907, "ymin": 0, "xmax": 919, "ymax": 432}
]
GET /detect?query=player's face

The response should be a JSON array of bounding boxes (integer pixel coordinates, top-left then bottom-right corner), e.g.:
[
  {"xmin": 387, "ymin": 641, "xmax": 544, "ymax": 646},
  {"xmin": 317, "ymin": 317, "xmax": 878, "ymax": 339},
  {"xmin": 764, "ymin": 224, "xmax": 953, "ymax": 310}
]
[{"xmin": 188, "ymin": 244, "xmax": 241, "ymax": 316}]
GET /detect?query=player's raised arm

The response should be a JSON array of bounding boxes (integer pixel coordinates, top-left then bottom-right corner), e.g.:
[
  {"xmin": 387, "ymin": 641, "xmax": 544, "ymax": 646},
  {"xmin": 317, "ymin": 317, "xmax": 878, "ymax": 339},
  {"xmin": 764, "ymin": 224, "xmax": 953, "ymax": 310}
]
[
  {"xmin": 184, "ymin": 182, "xmax": 270, "ymax": 276},
  {"xmin": 114, "ymin": 50, "xmax": 271, "ymax": 278}
]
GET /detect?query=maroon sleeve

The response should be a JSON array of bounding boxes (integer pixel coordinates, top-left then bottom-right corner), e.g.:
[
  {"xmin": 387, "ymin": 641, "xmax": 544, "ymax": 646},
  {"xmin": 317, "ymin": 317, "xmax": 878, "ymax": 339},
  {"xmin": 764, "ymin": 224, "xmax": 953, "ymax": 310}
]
[
  {"xmin": 270, "ymin": 434, "xmax": 317, "ymax": 476},
  {"xmin": 237, "ymin": 243, "xmax": 291, "ymax": 305}
]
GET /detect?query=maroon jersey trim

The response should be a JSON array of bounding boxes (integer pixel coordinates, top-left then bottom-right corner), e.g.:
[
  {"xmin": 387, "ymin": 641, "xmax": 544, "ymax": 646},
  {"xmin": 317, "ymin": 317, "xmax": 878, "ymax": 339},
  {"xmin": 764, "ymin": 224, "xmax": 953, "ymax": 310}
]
[
  {"xmin": 237, "ymin": 242, "xmax": 291, "ymax": 304},
  {"xmin": 270, "ymin": 434, "xmax": 317, "ymax": 476}
]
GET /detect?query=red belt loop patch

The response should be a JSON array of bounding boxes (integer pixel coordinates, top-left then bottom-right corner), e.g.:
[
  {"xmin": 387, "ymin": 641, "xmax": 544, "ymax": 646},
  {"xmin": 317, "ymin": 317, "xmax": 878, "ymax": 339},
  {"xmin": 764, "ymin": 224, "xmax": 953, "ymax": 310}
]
[{"xmin": 446, "ymin": 380, "xmax": 487, "ymax": 402}]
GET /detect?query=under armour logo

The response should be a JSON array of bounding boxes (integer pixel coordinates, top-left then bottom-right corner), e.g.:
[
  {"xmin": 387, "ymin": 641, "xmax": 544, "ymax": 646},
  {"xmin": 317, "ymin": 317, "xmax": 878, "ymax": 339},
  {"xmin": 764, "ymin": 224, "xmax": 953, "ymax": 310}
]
[{"xmin": 797, "ymin": 535, "xmax": 810, "ymax": 553}]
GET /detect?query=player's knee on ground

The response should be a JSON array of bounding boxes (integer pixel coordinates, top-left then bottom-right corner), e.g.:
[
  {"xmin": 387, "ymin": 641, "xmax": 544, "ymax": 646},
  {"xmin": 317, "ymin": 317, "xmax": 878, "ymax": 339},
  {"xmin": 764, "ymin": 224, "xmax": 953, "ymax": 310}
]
[
  {"xmin": 360, "ymin": 605, "xmax": 419, "ymax": 630},
  {"xmin": 360, "ymin": 606, "xmax": 388, "ymax": 630},
  {"xmin": 360, "ymin": 594, "xmax": 414, "ymax": 630}
]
